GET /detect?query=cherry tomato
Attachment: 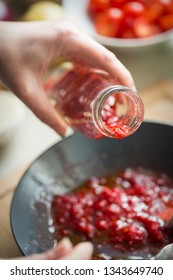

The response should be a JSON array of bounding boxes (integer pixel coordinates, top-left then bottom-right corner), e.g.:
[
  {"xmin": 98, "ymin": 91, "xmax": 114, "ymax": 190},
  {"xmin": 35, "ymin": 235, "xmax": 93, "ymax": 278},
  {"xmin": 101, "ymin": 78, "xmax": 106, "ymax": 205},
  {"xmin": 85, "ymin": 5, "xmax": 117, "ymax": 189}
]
[
  {"xmin": 121, "ymin": 29, "xmax": 136, "ymax": 39},
  {"xmin": 110, "ymin": 0, "xmax": 127, "ymax": 8},
  {"xmin": 95, "ymin": 14, "xmax": 116, "ymax": 37},
  {"xmin": 133, "ymin": 18, "xmax": 161, "ymax": 38},
  {"xmin": 88, "ymin": 0, "xmax": 173, "ymax": 39},
  {"xmin": 116, "ymin": 16, "xmax": 134, "ymax": 38},
  {"xmin": 145, "ymin": 3, "xmax": 164, "ymax": 22},
  {"xmin": 159, "ymin": 0, "xmax": 173, "ymax": 12},
  {"xmin": 123, "ymin": 2, "xmax": 146, "ymax": 18},
  {"xmin": 88, "ymin": 0, "xmax": 111, "ymax": 17},
  {"xmin": 95, "ymin": 8, "xmax": 124, "ymax": 37},
  {"xmin": 159, "ymin": 14, "xmax": 173, "ymax": 30},
  {"xmin": 106, "ymin": 7, "xmax": 124, "ymax": 23}
]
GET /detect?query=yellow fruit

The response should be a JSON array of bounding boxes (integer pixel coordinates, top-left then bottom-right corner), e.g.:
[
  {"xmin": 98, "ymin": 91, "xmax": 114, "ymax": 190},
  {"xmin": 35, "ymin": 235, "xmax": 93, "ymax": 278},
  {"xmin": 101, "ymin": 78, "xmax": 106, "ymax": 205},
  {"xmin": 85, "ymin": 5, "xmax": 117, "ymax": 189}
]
[{"xmin": 21, "ymin": 1, "xmax": 65, "ymax": 21}]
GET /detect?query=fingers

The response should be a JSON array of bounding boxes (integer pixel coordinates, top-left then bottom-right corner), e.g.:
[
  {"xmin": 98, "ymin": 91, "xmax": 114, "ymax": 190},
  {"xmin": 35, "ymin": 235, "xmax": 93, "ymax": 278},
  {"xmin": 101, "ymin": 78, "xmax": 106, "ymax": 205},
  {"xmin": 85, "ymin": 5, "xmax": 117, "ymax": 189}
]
[
  {"xmin": 78, "ymin": 40, "xmax": 136, "ymax": 91},
  {"xmin": 14, "ymin": 239, "xmax": 93, "ymax": 260},
  {"xmin": 30, "ymin": 95, "xmax": 68, "ymax": 137},
  {"xmin": 15, "ymin": 238, "xmax": 73, "ymax": 260},
  {"xmin": 60, "ymin": 242, "xmax": 93, "ymax": 260},
  {"xmin": 44, "ymin": 238, "xmax": 73, "ymax": 260},
  {"xmin": 14, "ymin": 72, "xmax": 69, "ymax": 137},
  {"xmin": 59, "ymin": 28, "xmax": 136, "ymax": 91}
]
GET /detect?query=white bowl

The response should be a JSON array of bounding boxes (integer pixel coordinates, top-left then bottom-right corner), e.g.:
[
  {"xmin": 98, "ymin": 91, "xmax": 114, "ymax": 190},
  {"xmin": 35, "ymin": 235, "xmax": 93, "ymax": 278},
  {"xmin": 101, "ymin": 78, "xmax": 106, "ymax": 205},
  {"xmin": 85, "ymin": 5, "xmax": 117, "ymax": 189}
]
[
  {"xmin": 62, "ymin": 0, "xmax": 173, "ymax": 50},
  {"xmin": 0, "ymin": 91, "xmax": 25, "ymax": 146}
]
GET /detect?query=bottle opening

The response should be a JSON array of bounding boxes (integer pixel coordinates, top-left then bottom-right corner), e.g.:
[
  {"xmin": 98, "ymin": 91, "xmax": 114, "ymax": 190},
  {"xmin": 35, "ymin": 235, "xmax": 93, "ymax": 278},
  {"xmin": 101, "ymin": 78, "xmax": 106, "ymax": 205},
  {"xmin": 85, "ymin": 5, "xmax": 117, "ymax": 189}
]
[{"xmin": 92, "ymin": 86, "xmax": 144, "ymax": 139}]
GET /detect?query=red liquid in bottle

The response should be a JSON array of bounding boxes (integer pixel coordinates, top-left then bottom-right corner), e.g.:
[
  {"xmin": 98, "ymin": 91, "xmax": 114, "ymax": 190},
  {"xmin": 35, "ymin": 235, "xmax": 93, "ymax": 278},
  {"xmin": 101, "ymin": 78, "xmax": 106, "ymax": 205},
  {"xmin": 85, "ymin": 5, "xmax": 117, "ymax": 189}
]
[{"xmin": 45, "ymin": 66, "xmax": 144, "ymax": 139}]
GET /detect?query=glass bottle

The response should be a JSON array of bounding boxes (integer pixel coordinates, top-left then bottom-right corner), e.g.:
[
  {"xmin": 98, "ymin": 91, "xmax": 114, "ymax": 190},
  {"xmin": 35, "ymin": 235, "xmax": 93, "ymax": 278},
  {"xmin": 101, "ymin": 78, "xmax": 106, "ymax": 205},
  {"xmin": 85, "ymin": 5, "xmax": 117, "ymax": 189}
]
[{"xmin": 44, "ymin": 65, "xmax": 144, "ymax": 139}]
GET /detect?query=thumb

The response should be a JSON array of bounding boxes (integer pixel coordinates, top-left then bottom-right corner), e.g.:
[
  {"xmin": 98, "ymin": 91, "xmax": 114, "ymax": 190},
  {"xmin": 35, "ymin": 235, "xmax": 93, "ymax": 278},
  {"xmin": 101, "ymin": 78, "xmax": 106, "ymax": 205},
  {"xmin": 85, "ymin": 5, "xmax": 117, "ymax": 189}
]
[{"xmin": 60, "ymin": 242, "xmax": 93, "ymax": 260}]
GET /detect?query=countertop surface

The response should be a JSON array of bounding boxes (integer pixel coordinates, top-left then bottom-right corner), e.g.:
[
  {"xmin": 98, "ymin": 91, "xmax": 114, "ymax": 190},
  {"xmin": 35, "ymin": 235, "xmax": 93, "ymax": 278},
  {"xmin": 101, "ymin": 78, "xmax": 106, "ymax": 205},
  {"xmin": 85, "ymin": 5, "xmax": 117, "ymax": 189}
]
[{"xmin": 0, "ymin": 37, "xmax": 173, "ymax": 259}]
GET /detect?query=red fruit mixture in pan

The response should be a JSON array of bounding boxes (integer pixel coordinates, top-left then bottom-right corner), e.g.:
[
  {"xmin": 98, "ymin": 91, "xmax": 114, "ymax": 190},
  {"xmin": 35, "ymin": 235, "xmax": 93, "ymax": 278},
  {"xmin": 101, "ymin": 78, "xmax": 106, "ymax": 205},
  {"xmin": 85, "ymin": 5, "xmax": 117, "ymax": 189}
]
[{"xmin": 51, "ymin": 168, "xmax": 173, "ymax": 258}]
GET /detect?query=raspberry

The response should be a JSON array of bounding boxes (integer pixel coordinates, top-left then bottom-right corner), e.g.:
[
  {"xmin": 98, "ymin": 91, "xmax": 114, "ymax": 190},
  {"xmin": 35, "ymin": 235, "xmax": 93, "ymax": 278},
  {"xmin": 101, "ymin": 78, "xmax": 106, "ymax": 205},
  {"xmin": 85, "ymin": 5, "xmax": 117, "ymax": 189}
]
[{"xmin": 51, "ymin": 167, "xmax": 173, "ymax": 255}]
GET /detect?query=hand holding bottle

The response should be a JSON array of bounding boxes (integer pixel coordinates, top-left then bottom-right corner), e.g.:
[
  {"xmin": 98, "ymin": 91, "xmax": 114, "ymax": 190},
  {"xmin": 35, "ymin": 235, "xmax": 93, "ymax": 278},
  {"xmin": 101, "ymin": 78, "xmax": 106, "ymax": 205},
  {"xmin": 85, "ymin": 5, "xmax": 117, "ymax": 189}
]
[{"xmin": 0, "ymin": 20, "xmax": 136, "ymax": 137}]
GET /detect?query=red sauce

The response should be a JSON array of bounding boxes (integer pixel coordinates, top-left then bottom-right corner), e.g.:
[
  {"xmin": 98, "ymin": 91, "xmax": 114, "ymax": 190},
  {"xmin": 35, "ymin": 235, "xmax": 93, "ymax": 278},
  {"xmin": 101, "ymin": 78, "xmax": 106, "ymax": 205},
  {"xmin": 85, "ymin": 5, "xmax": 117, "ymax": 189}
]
[{"xmin": 51, "ymin": 167, "xmax": 173, "ymax": 259}]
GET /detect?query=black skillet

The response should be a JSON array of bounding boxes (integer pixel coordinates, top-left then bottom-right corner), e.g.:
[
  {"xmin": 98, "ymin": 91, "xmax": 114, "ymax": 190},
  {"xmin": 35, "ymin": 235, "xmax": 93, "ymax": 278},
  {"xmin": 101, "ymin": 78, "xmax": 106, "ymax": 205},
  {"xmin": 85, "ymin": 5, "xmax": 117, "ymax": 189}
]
[{"xmin": 10, "ymin": 121, "xmax": 173, "ymax": 258}]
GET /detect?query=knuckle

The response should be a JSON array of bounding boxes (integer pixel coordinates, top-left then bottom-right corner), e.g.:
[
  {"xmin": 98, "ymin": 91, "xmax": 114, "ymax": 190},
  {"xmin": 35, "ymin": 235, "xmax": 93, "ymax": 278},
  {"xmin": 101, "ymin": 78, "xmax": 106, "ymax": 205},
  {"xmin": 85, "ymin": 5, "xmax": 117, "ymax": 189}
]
[{"xmin": 103, "ymin": 51, "xmax": 116, "ymax": 64}]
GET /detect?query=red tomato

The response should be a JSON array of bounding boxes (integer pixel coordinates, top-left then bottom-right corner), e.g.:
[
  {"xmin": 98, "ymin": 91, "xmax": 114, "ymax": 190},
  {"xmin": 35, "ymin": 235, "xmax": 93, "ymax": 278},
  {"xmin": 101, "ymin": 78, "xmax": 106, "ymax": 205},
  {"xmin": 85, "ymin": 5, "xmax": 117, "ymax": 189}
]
[
  {"xmin": 145, "ymin": 3, "xmax": 164, "ymax": 22},
  {"xmin": 95, "ymin": 8, "xmax": 124, "ymax": 37},
  {"xmin": 123, "ymin": 2, "xmax": 146, "ymax": 17},
  {"xmin": 121, "ymin": 29, "xmax": 136, "ymax": 39},
  {"xmin": 159, "ymin": 14, "xmax": 173, "ymax": 30},
  {"xmin": 110, "ymin": 0, "xmax": 127, "ymax": 8},
  {"xmin": 116, "ymin": 16, "xmax": 134, "ymax": 38},
  {"xmin": 95, "ymin": 14, "xmax": 117, "ymax": 37},
  {"xmin": 159, "ymin": 0, "xmax": 173, "ymax": 12},
  {"xmin": 88, "ymin": 0, "xmax": 111, "ymax": 17},
  {"xmin": 133, "ymin": 18, "xmax": 161, "ymax": 38},
  {"xmin": 88, "ymin": 0, "xmax": 173, "ymax": 39},
  {"xmin": 106, "ymin": 7, "xmax": 124, "ymax": 23}
]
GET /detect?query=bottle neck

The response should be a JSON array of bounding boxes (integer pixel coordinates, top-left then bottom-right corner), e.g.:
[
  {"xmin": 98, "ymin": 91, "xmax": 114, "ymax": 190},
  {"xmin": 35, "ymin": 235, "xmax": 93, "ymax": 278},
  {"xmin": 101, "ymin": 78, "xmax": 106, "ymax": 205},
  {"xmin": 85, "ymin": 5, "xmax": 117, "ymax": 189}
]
[{"xmin": 92, "ymin": 85, "xmax": 144, "ymax": 139}]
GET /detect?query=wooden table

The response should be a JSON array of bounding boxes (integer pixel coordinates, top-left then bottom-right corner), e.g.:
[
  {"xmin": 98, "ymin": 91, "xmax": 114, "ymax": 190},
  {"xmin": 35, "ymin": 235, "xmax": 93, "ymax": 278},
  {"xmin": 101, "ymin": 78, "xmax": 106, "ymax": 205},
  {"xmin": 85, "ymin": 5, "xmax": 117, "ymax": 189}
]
[{"xmin": 1, "ymin": 79, "xmax": 173, "ymax": 258}]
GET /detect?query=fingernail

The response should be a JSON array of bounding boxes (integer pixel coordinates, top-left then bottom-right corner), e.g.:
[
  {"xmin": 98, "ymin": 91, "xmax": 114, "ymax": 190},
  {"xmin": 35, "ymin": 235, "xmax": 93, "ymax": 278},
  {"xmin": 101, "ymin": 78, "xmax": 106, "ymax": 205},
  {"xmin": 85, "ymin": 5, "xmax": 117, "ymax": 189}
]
[
  {"xmin": 59, "ymin": 237, "xmax": 73, "ymax": 248},
  {"xmin": 65, "ymin": 126, "xmax": 74, "ymax": 137},
  {"xmin": 132, "ymin": 85, "xmax": 137, "ymax": 92},
  {"xmin": 49, "ymin": 238, "xmax": 73, "ymax": 258},
  {"xmin": 79, "ymin": 241, "xmax": 94, "ymax": 253}
]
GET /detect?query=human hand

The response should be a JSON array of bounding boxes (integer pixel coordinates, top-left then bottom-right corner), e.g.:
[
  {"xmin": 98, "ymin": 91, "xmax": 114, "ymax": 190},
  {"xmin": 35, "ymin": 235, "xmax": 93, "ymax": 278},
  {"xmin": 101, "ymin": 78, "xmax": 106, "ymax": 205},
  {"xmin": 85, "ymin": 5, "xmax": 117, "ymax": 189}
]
[
  {"xmin": 0, "ymin": 20, "xmax": 136, "ymax": 137},
  {"xmin": 7, "ymin": 238, "xmax": 93, "ymax": 260}
]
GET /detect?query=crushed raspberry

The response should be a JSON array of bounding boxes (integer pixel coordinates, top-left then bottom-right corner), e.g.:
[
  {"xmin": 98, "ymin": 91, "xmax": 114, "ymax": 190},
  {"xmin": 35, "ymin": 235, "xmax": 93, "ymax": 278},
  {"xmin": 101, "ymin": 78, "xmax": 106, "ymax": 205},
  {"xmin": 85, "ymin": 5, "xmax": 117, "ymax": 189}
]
[{"xmin": 51, "ymin": 167, "xmax": 173, "ymax": 257}]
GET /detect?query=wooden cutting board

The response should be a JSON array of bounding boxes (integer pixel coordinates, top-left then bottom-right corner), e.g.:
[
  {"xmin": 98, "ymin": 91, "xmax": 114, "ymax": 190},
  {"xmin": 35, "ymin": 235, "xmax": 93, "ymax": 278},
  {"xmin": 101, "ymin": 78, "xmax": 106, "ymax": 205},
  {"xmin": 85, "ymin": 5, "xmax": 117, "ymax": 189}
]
[{"xmin": 0, "ymin": 79, "xmax": 173, "ymax": 258}]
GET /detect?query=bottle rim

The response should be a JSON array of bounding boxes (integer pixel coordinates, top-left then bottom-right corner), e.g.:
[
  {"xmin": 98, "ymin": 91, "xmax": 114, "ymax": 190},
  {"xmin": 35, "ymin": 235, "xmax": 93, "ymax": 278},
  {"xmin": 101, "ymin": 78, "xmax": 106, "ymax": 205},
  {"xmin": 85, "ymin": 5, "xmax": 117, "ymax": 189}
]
[{"xmin": 92, "ymin": 85, "xmax": 144, "ymax": 138}]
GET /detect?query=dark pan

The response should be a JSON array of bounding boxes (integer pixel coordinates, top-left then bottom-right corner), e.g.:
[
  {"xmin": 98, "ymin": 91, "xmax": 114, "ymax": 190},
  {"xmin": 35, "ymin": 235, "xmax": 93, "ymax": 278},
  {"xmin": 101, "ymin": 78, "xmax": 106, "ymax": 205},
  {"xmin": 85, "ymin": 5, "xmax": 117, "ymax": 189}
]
[{"xmin": 10, "ymin": 121, "xmax": 173, "ymax": 257}]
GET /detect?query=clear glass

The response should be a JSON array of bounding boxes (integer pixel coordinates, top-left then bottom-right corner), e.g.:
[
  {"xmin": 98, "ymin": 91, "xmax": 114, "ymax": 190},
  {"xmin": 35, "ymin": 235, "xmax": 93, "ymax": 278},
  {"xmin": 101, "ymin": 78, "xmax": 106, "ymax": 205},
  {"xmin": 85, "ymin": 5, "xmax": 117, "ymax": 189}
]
[{"xmin": 44, "ymin": 65, "xmax": 144, "ymax": 139}]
